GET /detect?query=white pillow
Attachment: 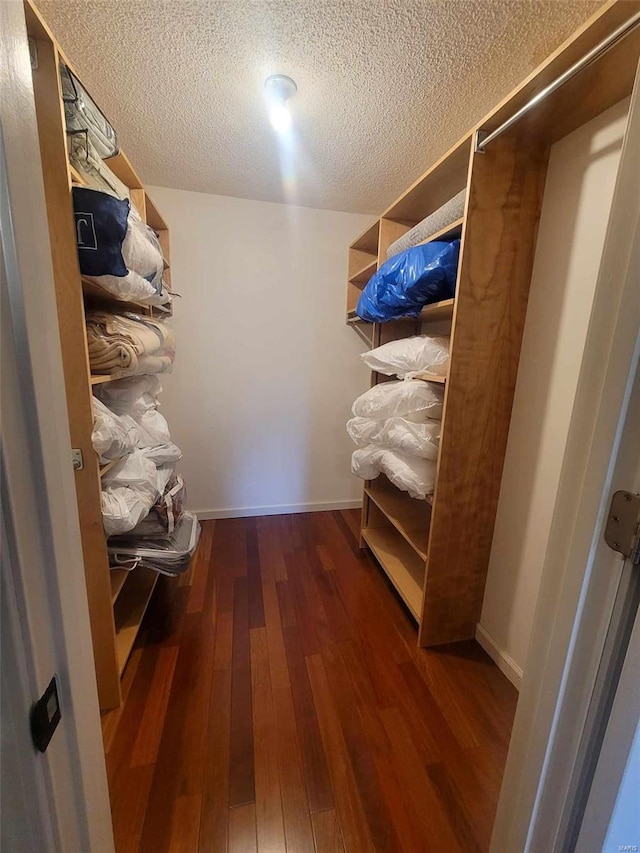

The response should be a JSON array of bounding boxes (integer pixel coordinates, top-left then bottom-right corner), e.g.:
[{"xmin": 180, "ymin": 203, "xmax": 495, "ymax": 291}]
[
  {"xmin": 361, "ymin": 335, "xmax": 449, "ymax": 379},
  {"xmin": 347, "ymin": 416, "xmax": 440, "ymax": 460},
  {"xmin": 351, "ymin": 446, "xmax": 436, "ymax": 500},
  {"xmin": 351, "ymin": 379, "xmax": 443, "ymax": 422},
  {"xmin": 91, "ymin": 397, "xmax": 139, "ymax": 462}
]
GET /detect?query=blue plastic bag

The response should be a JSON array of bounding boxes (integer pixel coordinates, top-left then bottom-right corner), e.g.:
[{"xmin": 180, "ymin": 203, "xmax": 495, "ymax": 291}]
[{"xmin": 356, "ymin": 239, "xmax": 460, "ymax": 322}]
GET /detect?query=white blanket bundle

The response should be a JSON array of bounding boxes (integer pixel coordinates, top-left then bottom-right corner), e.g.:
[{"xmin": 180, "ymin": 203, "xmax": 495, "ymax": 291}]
[
  {"xmin": 86, "ymin": 311, "xmax": 176, "ymax": 377},
  {"xmin": 349, "ymin": 337, "xmax": 450, "ymax": 500}
]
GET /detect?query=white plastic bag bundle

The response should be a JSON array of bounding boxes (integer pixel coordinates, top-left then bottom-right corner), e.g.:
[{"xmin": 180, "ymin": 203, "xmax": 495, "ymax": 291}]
[
  {"xmin": 351, "ymin": 446, "xmax": 437, "ymax": 500},
  {"xmin": 101, "ymin": 450, "xmax": 161, "ymax": 536},
  {"xmin": 140, "ymin": 442, "xmax": 183, "ymax": 466},
  {"xmin": 91, "ymin": 397, "xmax": 139, "ymax": 462},
  {"xmin": 352, "ymin": 379, "xmax": 444, "ymax": 422},
  {"xmin": 94, "ymin": 375, "xmax": 171, "ymax": 447},
  {"xmin": 361, "ymin": 335, "xmax": 450, "ymax": 379},
  {"xmin": 347, "ymin": 416, "xmax": 440, "ymax": 460},
  {"xmin": 94, "ymin": 375, "xmax": 161, "ymax": 417}
]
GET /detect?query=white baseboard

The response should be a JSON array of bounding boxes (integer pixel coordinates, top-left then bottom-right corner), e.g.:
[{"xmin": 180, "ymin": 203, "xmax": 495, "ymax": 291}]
[
  {"xmin": 475, "ymin": 623, "xmax": 523, "ymax": 691},
  {"xmin": 194, "ymin": 499, "xmax": 362, "ymax": 521}
]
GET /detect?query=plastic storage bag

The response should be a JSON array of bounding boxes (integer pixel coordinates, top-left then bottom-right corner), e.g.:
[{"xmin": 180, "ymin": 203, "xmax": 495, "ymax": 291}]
[
  {"xmin": 100, "ymin": 450, "xmax": 161, "ymax": 536},
  {"xmin": 60, "ymin": 63, "xmax": 119, "ymax": 159},
  {"xmin": 91, "ymin": 397, "xmax": 139, "ymax": 462},
  {"xmin": 108, "ymin": 511, "xmax": 201, "ymax": 576},
  {"xmin": 386, "ymin": 190, "xmax": 466, "ymax": 259},
  {"xmin": 347, "ymin": 416, "xmax": 440, "ymax": 460},
  {"xmin": 356, "ymin": 240, "xmax": 460, "ymax": 322},
  {"xmin": 112, "ymin": 474, "xmax": 186, "ymax": 539},
  {"xmin": 73, "ymin": 186, "xmax": 165, "ymax": 304},
  {"xmin": 351, "ymin": 446, "xmax": 437, "ymax": 500},
  {"xmin": 361, "ymin": 335, "xmax": 450, "ymax": 379},
  {"xmin": 352, "ymin": 379, "xmax": 443, "ymax": 422}
]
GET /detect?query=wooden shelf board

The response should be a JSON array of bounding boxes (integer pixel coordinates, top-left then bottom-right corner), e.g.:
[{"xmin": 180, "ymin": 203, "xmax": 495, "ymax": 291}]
[
  {"xmin": 110, "ymin": 569, "xmax": 130, "ymax": 604},
  {"xmin": 90, "ymin": 374, "xmax": 118, "ymax": 385},
  {"xmin": 107, "ymin": 151, "xmax": 144, "ymax": 190},
  {"xmin": 361, "ymin": 526, "xmax": 425, "ymax": 621},
  {"xmin": 82, "ymin": 277, "xmax": 170, "ymax": 316},
  {"xmin": 351, "ymin": 220, "xmax": 379, "ymax": 254},
  {"xmin": 99, "ymin": 458, "xmax": 120, "ymax": 478},
  {"xmin": 413, "ymin": 372, "xmax": 446, "ymax": 384},
  {"xmin": 346, "ymin": 297, "xmax": 455, "ymax": 326},
  {"xmin": 145, "ymin": 192, "xmax": 169, "ymax": 231},
  {"xmin": 348, "ymin": 257, "xmax": 377, "ymax": 287},
  {"xmin": 382, "ymin": 135, "xmax": 471, "ymax": 223},
  {"xmin": 415, "ymin": 217, "xmax": 464, "ymax": 248},
  {"xmin": 113, "ymin": 567, "xmax": 158, "ymax": 675},
  {"xmin": 68, "ymin": 163, "xmax": 87, "ymax": 186},
  {"xmin": 366, "ymin": 477, "xmax": 431, "ymax": 561}
]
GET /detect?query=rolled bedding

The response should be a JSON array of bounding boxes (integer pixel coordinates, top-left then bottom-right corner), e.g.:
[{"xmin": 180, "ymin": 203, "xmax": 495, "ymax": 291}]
[
  {"xmin": 73, "ymin": 186, "xmax": 167, "ymax": 305},
  {"xmin": 386, "ymin": 189, "xmax": 466, "ymax": 259},
  {"xmin": 86, "ymin": 311, "xmax": 175, "ymax": 377},
  {"xmin": 68, "ymin": 133, "xmax": 130, "ymax": 200},
  {"xmin": 351, "ymin": 446, "xmax": 436, "ymax": 500}
]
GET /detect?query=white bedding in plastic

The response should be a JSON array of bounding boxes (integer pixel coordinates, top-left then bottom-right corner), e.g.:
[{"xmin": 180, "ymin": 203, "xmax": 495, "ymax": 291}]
[
  {"xmin": 347, "ymin": 416, "xmax": 440, "ymax": 460},
  {"xmin": 101, "ymin": 451, "xmax": 162, "ymax": 537},
  {"xmin": 91, "ymin": 397, "xmax": 138, "ymax": 462},
  {"xmin": 351, "ymin": 446, "xmax": 436, "ymax": 499},
  {"xmin": 361, "ymin": 335, "xmax": 450, "ymax": 379},
  {"xmin": 351, "ymin": 379, "xmax": 444, "ymax": 422}
]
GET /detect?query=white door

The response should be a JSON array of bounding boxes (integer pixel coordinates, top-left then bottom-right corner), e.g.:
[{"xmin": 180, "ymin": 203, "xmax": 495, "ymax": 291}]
[{"xmin": 0, "ymin": 2, "xmax": 113, "ymax": 850}]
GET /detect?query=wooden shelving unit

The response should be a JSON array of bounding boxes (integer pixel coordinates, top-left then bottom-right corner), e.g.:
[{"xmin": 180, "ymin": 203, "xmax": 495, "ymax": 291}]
[
  {"xmin": 25, "ymin": 0, "xmax": 181, "ymax": 709},
  {"xmin": 346, "ymin": 0, "xmax": 640, "ymax": 646}
]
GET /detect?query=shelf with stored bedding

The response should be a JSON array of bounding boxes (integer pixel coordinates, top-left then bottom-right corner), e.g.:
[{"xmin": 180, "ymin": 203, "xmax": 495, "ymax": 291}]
[
  {"xmin": 346, "ymin": 0, "xmax": 640, "ymax": 646},
  {"xmin": 25, "ymin": 0, "xmax": 192, "ymax": 711}
]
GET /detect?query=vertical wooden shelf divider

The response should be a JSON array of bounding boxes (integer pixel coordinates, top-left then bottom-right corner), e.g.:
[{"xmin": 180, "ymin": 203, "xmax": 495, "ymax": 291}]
[{"xmin": 345, "ymin": 0, "xmax": 640, "ymax": 647}]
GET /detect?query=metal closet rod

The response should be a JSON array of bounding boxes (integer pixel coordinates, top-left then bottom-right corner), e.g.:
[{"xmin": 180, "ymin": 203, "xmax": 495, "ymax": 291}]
[{"xmin": 475, "ymin": 9, "xmax": 640, "ymax": 152}]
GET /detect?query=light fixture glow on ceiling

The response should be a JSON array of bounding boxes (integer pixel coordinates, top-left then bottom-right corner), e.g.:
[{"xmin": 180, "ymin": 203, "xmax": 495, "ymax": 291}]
[{"xmin": 264, "ymin": 74, "xmax": 297, "ymax": 134}]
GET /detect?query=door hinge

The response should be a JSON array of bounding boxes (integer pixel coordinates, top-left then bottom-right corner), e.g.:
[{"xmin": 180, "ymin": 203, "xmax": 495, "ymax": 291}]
[
  {"xmin": 71, "ymin": 449, "xmax": 84, "ymax": 471},
  {"xmin": 604, "ymin": 491, "xmax": 640, "ymax": 565}
]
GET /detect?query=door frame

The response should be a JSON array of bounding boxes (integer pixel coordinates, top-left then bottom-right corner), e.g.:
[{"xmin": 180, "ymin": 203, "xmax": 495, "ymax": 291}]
[
  {"xmin": 490, "ymin": 60, "xmax": 640, "ymax": 853},
  {"xmin": 1, "ymin": 1, "xmax": 113, "ymax": 850}
]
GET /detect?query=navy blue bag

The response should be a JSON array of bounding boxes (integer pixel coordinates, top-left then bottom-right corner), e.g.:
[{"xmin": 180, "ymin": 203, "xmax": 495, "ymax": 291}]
[
  {"xmin": 356, "ymin": 239, "xmax": 460, "ymax": 323},
  {"xmin": 73, "ymin": 186, "xmax": 130, "ymax": 278}
]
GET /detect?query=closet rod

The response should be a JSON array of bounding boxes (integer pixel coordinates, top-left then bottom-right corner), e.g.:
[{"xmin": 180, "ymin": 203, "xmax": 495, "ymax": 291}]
[{"xmin": 475, "ymin": 10, "xmax": 640, "ymax": 153}]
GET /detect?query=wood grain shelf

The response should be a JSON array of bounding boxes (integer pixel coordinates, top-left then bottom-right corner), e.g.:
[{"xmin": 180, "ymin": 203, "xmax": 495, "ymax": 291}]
[
  {"xmin": 413, "ymin": 372, "xmax": 446, "ymax": 384},
  {"xmin": 99, "ymin": 458, "xmax": 120, "ymax": 478},
  {"xmin": 361, "ymin": 526, "xmax": 425, "ymax": 621},
  {"xmin": 90, "ymin": 374, "xmax": 118, "ymax": 385},
  {"xmin": 81, "ymin": 277, "xmax": 170, "ymax": 316},
  {"xmin": 113, "ymin": 566, "xmax": 158, "ymax": 675},
  {"xmin": 68, "ymin": 162, "xmax": 87, "ymax": 185},
  {"xmin": 348, "ymin": 257, "xmax": 377, "ymax": 286},
  {"xmin": 110, "ymin": 568, "xmax": 130, "ymax": 604},
  {"xmin": 346, "ymin": 297, "xmax": 455, "ymax": 326},
  {"xmin": 415, "ymin": 217, "xmax": 464, "ymax": 248},
  {"xmin": 365, "ymin": 476, "xmax": 431, "ymax": 561},
  {"xmin": 351, "ymin": 221, "xmax": 379, "ymax": 254}
]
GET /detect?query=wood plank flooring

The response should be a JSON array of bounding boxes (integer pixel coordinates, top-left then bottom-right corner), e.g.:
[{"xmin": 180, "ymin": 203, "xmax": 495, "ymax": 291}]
[{"xmin": 102, "ymin": 510, "xmax": 518, "ymax": 853}]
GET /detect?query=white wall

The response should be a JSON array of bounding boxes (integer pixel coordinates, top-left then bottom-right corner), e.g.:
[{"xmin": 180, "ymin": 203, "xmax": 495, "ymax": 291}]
[
  {"xmin": 477, "ymin": 99, "xmax": 630, "ymax": 687},
  {"xmin": 147, "ymin": 186, "xmax": 372, "ymax": 516}
]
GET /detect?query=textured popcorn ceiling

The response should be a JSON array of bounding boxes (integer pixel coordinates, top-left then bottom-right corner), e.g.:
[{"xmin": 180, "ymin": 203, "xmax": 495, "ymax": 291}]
[{"xmin": 39, "ymin": 0, "xmax": 599, "ymax": 214}]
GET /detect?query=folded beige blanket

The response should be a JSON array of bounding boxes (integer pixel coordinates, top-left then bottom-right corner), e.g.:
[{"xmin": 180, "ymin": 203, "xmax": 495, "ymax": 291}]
[{"xmin": 86, "ymin": 311, "xmax": 176, "ymax": 377}]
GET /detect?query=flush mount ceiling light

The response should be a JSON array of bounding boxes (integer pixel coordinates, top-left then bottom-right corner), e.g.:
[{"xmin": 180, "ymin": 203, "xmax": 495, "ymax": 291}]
[{"xmin": 264, "ymin": 74, "xmax": 297, "ymax": 134}]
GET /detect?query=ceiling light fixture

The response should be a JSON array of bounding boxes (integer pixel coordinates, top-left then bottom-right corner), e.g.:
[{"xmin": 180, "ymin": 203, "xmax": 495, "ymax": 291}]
[{"xmin": 264, "ymin": 74, "xmax": 297, "ymax": 134}]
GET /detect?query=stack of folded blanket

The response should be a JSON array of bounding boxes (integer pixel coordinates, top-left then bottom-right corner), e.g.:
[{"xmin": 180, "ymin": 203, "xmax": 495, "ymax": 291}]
[
  {"xmin": 348, "ymin": 336, "xmax": 449, "ymax": 500},
  {"xmin": 86, "ymin": 311, "xmax": 175, "ymax": 377}
]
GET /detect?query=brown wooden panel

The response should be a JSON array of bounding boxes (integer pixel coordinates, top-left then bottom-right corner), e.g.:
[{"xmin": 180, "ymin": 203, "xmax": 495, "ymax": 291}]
[
  {"xmin": 27, "ymin": 29, "xmax": 120, "ymax": 709},
  {"xmin": 311, "ymin": 810, "xmax": 346, "ymax": 853},
  {"xmin": 168, "ymin": 795, "xmax": 202, "ymax": 853},
  {"xmin": 419, "ymin": 134, "xmax": 549, "ymax": 646}
]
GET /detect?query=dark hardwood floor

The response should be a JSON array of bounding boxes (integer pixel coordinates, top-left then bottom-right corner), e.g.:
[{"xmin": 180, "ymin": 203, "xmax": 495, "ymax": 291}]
[{"xmin": 102, "ymin": 510, "xmax": 518, "ymax": 853}]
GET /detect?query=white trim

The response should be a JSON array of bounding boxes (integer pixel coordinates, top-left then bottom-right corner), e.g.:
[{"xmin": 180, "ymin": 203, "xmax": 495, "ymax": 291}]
[
  {"xmin": 196, "ymin": 499, "xmax": 363, "ymax": 520},
  {"xmin": 475, "ymin": 624, "xmax": 523, "ymax": 690}
]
